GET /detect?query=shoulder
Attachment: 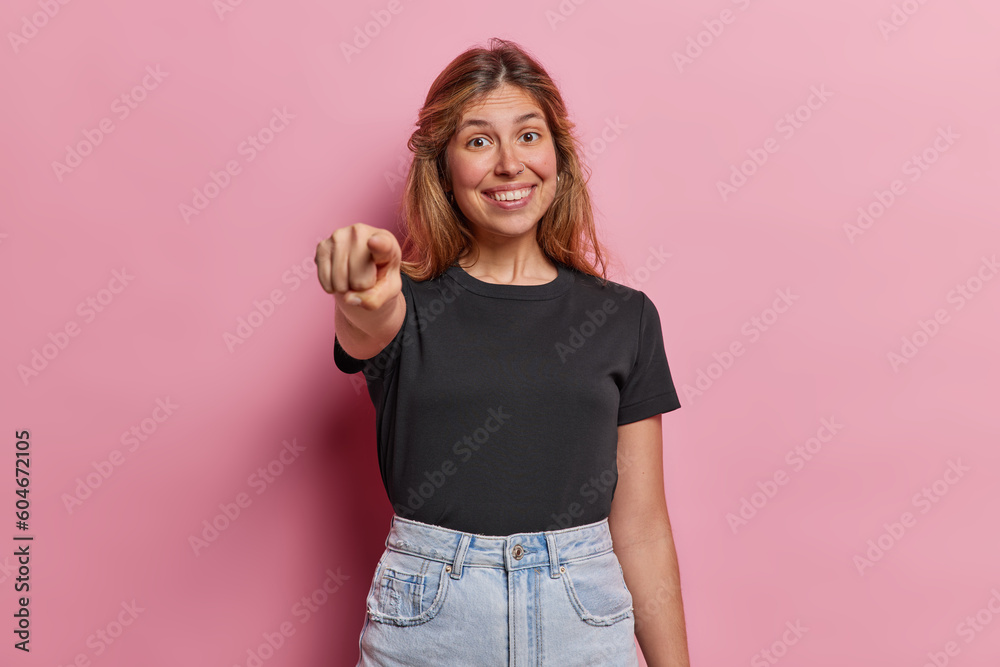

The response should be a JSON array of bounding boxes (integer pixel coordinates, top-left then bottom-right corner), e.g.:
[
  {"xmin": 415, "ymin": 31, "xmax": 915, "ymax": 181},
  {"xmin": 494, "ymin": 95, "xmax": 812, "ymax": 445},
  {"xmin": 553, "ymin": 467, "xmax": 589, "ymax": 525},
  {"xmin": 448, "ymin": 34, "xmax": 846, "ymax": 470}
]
[
  {"xmin": 565, "ymin": 265, "xmax": 654, "ymax": 313},
  {"xmin": 399, "ymin": 267, "xmax": 462, "ymax": 301}
]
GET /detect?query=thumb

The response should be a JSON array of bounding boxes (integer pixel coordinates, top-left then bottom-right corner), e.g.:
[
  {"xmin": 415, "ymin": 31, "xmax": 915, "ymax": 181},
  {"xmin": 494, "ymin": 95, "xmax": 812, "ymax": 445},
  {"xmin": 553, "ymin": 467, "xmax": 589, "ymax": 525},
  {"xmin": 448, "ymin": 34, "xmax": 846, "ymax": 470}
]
[{"xmin": 351, "ymin": 266, "xmax": 400, "ymax": 310}]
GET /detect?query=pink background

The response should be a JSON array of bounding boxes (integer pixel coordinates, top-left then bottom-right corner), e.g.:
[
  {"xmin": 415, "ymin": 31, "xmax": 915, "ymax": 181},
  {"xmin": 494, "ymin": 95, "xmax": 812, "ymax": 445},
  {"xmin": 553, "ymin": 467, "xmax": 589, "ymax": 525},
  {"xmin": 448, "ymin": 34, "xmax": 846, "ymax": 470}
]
[{"xmin": 3, "ymin": 0, "xmax": 999, "ymax": 665}]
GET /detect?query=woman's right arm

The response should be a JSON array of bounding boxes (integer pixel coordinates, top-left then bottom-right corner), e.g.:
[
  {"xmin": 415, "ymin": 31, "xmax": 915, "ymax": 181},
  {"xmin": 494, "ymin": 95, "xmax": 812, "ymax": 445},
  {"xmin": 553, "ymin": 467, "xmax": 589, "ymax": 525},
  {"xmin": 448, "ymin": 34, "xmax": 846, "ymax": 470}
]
[{"xmin": 316, "ymin": 224, "xmax": 407, "ymax": 361}]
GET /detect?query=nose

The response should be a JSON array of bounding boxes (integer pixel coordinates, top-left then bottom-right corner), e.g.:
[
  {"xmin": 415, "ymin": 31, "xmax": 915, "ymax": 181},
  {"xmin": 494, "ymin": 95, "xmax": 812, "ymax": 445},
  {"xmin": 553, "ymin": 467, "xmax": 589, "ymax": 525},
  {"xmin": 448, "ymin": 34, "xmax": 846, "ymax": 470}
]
[{"xmin": 495, "ymin": 147, "xmax": 524, "ymax": 176}]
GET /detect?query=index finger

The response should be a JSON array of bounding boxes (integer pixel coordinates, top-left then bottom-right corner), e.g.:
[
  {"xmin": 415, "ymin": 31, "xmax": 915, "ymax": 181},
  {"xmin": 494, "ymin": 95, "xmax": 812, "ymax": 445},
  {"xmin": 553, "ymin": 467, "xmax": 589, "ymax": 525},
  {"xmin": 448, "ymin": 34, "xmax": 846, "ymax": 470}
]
[{"xmin": 366, "ymin": 230, "xmax": 398, "ymax": 266}]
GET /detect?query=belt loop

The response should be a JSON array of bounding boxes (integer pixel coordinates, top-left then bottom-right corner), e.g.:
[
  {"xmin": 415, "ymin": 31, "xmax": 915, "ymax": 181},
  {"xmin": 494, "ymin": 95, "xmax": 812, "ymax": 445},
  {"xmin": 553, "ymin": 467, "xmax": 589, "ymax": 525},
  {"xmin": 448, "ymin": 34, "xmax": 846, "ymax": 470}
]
[
  {"xmin": 546, "ymin": 533, "xmax": 561, "ymax": 579},
  {"xmin": 386, "ymin": 515, "xmax": 396, "ymax": 548},
  {"xmin": 450, "ymin": 534, "xmax": 471, "ymax": 580}
]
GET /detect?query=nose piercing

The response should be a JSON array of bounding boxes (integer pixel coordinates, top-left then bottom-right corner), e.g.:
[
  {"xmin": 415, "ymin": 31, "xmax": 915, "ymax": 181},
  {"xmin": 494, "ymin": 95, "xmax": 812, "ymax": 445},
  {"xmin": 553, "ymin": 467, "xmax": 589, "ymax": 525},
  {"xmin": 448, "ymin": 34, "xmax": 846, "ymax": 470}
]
[{"xmin": 517, "ymin": 162, "xmax": 524, "ymax": 175}]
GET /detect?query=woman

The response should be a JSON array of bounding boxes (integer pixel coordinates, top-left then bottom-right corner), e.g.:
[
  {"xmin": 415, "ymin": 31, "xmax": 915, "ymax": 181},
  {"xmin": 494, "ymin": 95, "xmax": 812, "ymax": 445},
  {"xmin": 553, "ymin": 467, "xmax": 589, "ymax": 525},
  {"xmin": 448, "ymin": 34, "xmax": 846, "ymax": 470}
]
[{"xmin": 316, "ymin": 37, "xmax": 690, "ymax": 667}]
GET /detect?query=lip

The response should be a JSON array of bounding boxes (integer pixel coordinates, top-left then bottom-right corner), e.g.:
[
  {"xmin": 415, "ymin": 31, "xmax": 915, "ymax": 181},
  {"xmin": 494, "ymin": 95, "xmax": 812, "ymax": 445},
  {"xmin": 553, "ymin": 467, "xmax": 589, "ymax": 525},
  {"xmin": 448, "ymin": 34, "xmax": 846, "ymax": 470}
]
[
  {"xmin": 482, "ymin": 182, "xmax": 537, "ymax": 194},
  {"xmin": 482, "ymin": 184, "xmax": 536, "ymax": 210}
]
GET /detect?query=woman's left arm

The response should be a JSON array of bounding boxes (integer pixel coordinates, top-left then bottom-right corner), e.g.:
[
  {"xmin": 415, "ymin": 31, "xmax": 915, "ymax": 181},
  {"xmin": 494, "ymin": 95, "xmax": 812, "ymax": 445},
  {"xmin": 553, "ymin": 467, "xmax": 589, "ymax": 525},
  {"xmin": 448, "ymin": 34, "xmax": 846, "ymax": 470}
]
[{"xmin": 608, "ymin": 414, "xmax": 691, "ymax": 667}]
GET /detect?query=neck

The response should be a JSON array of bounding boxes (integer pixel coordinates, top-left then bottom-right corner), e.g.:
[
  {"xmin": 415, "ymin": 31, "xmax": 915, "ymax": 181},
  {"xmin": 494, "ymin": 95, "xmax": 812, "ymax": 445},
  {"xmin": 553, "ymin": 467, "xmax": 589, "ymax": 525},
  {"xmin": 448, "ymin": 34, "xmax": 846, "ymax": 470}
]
[{"xmin": 456, "ymin": 239, "xmax": 557, "ymax": 286}]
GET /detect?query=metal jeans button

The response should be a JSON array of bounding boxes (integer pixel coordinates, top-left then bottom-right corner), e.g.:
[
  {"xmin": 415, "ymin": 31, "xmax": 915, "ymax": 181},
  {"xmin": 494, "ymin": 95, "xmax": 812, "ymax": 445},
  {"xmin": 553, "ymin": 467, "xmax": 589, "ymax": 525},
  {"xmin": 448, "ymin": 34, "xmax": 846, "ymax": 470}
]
[{"xmin": 512, "ymin": 544, "xmax": 524, "ymax": 560}]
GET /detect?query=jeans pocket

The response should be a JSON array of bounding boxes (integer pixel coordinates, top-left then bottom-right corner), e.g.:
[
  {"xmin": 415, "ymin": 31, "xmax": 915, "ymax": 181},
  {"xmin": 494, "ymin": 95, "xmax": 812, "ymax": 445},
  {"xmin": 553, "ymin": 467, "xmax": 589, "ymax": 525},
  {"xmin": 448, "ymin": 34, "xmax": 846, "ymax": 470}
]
[
  {"xmin": 366, "ymin": 549, "xmax": 451, "ymax": 627},
  {"xmin": 561, "ymin": 550, "xmax": 634, "ymax": 626}
]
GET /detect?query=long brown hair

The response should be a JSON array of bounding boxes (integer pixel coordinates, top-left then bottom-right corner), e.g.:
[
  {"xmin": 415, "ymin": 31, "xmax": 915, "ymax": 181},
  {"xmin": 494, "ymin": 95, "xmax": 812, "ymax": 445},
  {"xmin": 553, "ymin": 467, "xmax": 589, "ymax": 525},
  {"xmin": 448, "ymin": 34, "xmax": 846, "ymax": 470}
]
[{"xmin": 397, "ymin": 37, "xmax": 612, "ymax": 285}]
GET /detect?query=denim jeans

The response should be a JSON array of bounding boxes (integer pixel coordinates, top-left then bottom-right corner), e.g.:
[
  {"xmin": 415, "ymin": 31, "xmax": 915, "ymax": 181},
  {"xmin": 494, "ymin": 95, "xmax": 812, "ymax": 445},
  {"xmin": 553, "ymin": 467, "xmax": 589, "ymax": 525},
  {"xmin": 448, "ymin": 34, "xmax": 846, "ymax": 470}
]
[{"xmin": 356, "ymin": 514, "xmax": 639, "ymax": 666}]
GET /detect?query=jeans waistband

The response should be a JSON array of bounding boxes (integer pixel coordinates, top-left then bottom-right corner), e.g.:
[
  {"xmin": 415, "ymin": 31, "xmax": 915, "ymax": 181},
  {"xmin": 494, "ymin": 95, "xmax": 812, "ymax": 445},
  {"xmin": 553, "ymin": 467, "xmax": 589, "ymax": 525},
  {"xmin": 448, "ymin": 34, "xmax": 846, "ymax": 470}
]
[{"xmin": 385, "ymin": 514, "xmax": 615, "ymax": 581}]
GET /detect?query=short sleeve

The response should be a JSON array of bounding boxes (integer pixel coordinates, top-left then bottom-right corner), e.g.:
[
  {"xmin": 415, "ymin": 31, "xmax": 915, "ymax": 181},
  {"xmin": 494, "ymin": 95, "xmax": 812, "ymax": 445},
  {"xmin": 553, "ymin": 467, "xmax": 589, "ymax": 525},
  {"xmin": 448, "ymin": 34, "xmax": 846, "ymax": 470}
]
[
  {"xmin": 617, "ymin": 293, "xmax": 681, "ymax": 425},
  {"xmin": 333, "ymin": 335, "xmax": 367, "ymax": 374}
]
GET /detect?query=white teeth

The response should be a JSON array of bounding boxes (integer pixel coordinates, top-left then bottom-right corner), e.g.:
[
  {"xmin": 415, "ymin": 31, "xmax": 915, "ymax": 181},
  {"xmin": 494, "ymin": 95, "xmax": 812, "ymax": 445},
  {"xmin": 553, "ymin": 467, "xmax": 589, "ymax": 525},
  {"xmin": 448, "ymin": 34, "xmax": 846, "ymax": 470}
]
[{"xmin": 488, "ymin": 187, "xmax": 532, "ymax": 201}]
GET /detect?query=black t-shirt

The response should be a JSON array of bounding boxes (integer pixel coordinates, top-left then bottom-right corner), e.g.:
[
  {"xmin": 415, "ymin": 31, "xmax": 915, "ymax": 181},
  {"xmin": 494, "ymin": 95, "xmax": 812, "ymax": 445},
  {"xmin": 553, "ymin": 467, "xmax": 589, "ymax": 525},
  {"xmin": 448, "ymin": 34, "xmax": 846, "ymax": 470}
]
[{"xmin": 333, "ymin": 261, "xmax": 681, "ymax": 536}]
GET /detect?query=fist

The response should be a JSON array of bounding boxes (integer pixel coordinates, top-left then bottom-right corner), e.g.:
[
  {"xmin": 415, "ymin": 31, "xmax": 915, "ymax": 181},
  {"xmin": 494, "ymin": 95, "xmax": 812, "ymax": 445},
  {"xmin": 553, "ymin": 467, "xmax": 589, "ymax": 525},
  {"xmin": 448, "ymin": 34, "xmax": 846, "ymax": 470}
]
[{"xmin": 315, "ymin": 223, "xmax": 402, "ymax": 311}]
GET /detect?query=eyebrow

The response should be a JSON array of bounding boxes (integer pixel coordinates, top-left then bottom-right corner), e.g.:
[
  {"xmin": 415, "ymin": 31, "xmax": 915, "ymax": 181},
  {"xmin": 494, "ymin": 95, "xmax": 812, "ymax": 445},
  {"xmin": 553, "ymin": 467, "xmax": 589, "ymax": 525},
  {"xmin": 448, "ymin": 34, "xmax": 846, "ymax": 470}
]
[{"xmin": 455, "ymin": 111, "xmax": 544, "ymax": 134}]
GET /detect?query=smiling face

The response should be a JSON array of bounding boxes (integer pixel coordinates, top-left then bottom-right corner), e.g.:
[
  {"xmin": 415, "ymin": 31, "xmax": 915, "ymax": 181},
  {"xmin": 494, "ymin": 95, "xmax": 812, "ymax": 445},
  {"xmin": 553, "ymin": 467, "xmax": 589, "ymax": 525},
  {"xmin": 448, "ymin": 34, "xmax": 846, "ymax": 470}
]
[{"xmin": 444, "ymin": 83, "xmax": 559, "ymax": 246}]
